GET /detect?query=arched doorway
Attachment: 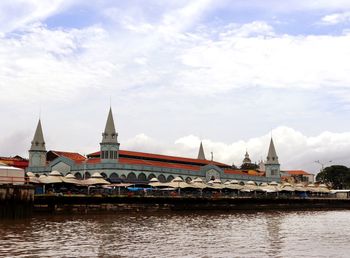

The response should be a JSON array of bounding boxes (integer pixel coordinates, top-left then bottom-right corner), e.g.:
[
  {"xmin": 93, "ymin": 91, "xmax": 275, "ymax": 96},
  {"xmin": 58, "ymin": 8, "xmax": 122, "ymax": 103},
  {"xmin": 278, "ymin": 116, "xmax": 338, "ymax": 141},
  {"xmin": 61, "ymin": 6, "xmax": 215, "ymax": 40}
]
[
  {"xmin": 185, "ymin": 177, "xmax": 192, "ymax": 183},
  {"xmin": 84, "ymin": 172, "xmax": 91, "ymax": 179}
]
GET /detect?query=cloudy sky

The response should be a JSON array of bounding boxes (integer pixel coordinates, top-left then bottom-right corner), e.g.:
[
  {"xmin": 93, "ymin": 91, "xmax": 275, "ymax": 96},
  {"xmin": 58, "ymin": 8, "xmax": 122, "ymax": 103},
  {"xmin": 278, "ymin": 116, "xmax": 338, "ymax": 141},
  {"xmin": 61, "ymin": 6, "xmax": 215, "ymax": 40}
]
[{"xmin": 1, "ymin": 0, "xmax": 350, "ymax": 173}]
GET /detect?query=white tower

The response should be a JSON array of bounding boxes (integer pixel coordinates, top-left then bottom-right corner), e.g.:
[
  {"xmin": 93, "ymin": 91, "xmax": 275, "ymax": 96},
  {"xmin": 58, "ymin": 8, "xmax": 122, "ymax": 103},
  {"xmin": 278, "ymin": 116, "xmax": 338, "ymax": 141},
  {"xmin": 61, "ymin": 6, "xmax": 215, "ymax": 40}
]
[
  {"xmin": 29, "ymin": 119, "xmax": 47, "ymax": 167},
  {"xmin": 265, "ymin": 138, "xmax": 280, "ymax": 178},
  {"xmin": 100, "ymin": 108, "xmax": 120, "ymax": 163}
]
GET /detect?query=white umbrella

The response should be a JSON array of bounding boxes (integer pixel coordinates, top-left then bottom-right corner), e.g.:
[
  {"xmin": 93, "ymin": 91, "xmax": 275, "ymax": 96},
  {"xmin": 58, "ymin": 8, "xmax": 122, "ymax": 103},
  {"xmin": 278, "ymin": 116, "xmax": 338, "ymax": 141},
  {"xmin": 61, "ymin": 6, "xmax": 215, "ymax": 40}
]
[
  {"xmin": 62, "ymin": 173, "xmax": 82, "ymax": 185},
  {"xmin": 39, "ymin": 171, "xmax": 63, "ymax": 184},
  {"xmin": 294, "ymin": 183, "xmax": 307, "ymax": 192},
  {"xmin": 83, "ymin": 172, "xmax": 110, "ymax": 185},
  {"xmin": 280, "ymin": 182, "xmax": 295, "ymax": 192},
  {"xmin": 166, "ymin": 177, "xmax": 194, "ymax": 189},
  {"xmin": 149, "ymin": 177, "xmax": 166, "ymax": 188},
  {"xmin": 190, "ymin": 178, "xmax": 208, "ymax": 189}
]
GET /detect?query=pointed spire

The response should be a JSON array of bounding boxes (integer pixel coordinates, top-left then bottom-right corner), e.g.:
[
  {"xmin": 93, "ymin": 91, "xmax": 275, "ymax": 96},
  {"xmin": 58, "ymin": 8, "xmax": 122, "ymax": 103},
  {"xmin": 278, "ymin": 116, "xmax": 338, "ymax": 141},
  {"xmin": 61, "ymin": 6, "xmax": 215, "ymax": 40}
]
[
  {"xmin": 30, "ymin": 119, "xmax": 46, "ymax": 151},
  {"xmin": 197, "ymin": 141, "xmax": 206, "ymax": 160},
  {"xmin": 102, "ymin": 108, "xmax": 118, "ymax": 144},
  {"xmin": 266, "ymin": 138, "xmax": 279, "ymax": 164}
]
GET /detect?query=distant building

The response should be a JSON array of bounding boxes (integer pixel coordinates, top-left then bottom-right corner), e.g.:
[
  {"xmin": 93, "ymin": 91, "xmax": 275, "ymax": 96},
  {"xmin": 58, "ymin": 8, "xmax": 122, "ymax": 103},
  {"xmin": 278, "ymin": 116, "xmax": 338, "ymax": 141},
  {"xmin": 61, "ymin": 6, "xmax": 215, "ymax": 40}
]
[
  {"xmin": 0, "ymin": 156, "xmax": 28, "ymax": 169},
  {"xmin": 282, "ymin": 170, "xmax": 315, "ymax": 183},
  {"xmin": 27, "ymin": 108, "xmax": 281, "ymax": 183}
]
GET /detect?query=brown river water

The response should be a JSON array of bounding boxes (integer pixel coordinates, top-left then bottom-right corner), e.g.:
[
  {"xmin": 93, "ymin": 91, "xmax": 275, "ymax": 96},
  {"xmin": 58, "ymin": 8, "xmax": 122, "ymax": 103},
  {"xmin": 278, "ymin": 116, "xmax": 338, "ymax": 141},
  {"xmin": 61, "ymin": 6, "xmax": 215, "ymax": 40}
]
[{"xmin": 0, "ymin": 210, "xmax": 350, "ymax": 258}]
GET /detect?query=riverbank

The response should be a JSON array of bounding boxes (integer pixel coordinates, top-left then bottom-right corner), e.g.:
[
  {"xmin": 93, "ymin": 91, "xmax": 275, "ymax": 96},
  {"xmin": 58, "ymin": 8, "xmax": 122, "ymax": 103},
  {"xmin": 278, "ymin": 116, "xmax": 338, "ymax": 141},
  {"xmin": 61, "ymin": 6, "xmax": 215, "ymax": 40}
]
[{"xmin": 33, "ymin": 194, "xmax": 350, "ymax": 214}]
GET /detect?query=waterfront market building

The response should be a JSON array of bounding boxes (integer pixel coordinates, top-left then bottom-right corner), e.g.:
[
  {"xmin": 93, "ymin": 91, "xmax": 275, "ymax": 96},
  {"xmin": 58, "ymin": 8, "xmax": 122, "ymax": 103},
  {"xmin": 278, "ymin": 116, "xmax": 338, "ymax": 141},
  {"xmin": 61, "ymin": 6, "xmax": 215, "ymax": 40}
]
[{"xmin": 27, "ymin": 108, "xmax": 283, "ymax": 184}]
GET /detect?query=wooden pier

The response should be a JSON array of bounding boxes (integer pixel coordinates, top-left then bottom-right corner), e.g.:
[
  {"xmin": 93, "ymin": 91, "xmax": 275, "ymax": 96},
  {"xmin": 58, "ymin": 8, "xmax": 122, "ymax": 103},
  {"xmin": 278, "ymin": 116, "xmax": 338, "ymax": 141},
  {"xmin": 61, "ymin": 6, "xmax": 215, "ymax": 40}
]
[{"xmin": 0, "ymin": 185, "xmax": 34, "ymax": 218}]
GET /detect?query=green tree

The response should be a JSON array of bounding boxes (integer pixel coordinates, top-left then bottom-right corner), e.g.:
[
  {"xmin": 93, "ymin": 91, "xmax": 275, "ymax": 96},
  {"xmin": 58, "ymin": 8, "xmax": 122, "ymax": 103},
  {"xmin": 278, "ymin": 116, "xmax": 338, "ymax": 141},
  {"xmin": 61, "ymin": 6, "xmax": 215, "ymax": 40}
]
[
  {"xmin": 316, "ymin": 165, "xmax": 350, "ymax": 189},
  {"xmin": 240, "ymin": 163, "xmax": 259, "ymax": 170}
]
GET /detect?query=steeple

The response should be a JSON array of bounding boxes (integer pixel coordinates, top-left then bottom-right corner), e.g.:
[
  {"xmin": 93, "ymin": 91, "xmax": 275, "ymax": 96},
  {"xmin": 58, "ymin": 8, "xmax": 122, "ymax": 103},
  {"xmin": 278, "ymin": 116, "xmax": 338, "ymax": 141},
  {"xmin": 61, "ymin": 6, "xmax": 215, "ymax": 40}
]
[
  {"xmin": 29, "ymin": 119, "xmax": 47, "ymax": 167},
  {"xmin": 197, "ymin": 141, "xmax": 206, "ymax": 160},
  {"xmin": 30, "ymin": 119, "xmax": 46, "ymax": 151},
  {"xmin": 100, "ymin": 108, "xmax": 120, "ymax": 162},
  {"xmin": 102, "ymin": 107, "xmax": 118, "ymax": 144},
  {"xmin": 264, "ymin": 137, "xmax": 280, "ymax": 179},
  {"xmin": 266, "ymin": 138, "xmax": 279, "ymax": 164}
]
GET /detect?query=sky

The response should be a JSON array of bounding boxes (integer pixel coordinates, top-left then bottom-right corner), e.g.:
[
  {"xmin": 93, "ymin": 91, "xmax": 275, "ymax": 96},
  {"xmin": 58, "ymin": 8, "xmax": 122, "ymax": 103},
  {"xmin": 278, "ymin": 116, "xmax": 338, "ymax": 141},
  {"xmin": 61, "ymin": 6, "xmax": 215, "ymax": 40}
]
[{"xmin": 1, "ymin": 0, "xmax": 350, "ymax": 173}]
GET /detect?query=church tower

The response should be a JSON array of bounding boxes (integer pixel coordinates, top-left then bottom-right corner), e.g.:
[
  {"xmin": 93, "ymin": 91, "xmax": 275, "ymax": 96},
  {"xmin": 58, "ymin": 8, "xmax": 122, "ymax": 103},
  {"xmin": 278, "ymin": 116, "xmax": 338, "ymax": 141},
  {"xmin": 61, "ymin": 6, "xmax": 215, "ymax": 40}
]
[
  {"xmin": 100, "ymin": 108, "xmax": 120, "ymax": 163},
  {"xmin": 265, "ymin": 138, "xmax": 280, "ymax": 179},
  {"xmin": 197, "ymin": 141, "xmax": 206, "ymax": 160},
  {"xmin": 29, "ymin": 119, "xmax": 47, "ymax": 167}
]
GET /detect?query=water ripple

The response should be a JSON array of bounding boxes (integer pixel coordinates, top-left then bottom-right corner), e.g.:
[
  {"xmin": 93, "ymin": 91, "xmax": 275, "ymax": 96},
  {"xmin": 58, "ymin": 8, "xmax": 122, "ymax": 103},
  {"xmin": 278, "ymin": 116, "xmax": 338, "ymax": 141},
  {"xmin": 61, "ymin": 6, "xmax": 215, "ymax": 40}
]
[{"xmin": 1, "ymin": 210, "xmax": 350, "ymax": 257}]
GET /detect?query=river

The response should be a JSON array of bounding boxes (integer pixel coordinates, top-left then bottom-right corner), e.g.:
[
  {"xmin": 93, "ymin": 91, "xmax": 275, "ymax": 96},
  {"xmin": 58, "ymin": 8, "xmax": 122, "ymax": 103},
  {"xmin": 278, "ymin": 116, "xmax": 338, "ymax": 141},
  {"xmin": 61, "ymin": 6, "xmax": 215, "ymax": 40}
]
[{"xmin": 0, "ymin": 210, "xmax": 349, "ymax": 257}]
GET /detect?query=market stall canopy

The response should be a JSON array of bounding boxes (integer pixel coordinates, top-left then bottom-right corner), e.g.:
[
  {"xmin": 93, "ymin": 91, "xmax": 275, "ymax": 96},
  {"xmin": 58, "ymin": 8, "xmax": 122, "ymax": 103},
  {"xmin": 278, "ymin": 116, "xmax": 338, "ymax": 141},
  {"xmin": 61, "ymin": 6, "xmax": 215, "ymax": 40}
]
[
  {"xmin": 83, "ymin": 172, "xmax": 110, "ymax": 185},
  {"xmin": 241, "ymin": 181, "xmax": 261, "ymax": 192},
  {"xmin": 314, "ymin": 184, "xmax": 330, "ymax": 193},
  {"xmin": 148, "ymin": 177, "xmax": 167, "ymax": 187},
  {"xmin": 39, "ymin": 171, "xmax": 63, "ymax": 184},
  {"xmin": 165, "ymin": 177, "xmax": 194, "ymax": 189},
  {"xmin": 26, "ymin": 172, "xmax": 41, "ymax": 184},
  {"xmin": 280, "ymin": 183, "xmax": 295, "ymax": 192},
  {"xmin": 294, "ymin": 183, "xmax": 307, "ymax": 192},
  {"xmin": 62, "ymin": 173, "xmax": 82, "ymax": 185}
]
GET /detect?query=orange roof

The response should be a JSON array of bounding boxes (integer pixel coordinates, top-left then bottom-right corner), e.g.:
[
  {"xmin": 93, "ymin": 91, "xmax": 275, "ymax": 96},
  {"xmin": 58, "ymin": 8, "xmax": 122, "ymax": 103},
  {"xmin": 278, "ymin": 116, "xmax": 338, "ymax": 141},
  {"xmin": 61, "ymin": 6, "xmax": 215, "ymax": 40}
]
[
  {"xmin": 0, "ymin": 156, "xmax": 28, "ymax": 169},
  {"xmin": 223, "ymin": 169, "xmax": 248, "ymax": 175},
  {"xmin": 88, "ymin": 150, "xmax": 230, "ymax": 167},
  {"xmin": 285, "ymin": 170, "xmax": 312, "ymax": 176},
  {"xmin": 50, "ymin": 151, "xmax": 86, "ymax": 162}
]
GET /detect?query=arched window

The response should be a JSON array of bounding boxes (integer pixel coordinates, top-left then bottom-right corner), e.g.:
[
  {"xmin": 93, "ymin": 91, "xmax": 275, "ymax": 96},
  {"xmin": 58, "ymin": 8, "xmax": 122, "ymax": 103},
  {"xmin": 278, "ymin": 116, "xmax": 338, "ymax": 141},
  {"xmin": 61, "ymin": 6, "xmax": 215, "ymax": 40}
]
[
  {"xmin": 158, "ymin": 174, "xmax": 166, "ymax": 183},
  {"xmin": 166, "ymin": 175, "xmax": 174, "ymax": 182},
  {"xmin": 127, "ymin": 172, "xmax": 137, "ymax": 182},
  {"xmin": 84, "ymin": 172, "xmax": 91, "ymax": 179},
  {"xmin": 101, "ymin": 172, "xmax": 108, "ymax": 179},
  {"xmin": 74, "ymin": 172, "xmax": 82, "ymax": 179},
  {"xmin": 109, "ymin": 173, "xmax": 119, "ymax": 183},
  {"xmin": 148, "ymin": 174, "xmax": 156, "ymax": 180},
  {"xmin": 138, "ymin": 173, "xmax": 147, "ymax": 182},
  {"xmin": 185, "ymin": 177, "xmax": 192, "ymax": 183}
]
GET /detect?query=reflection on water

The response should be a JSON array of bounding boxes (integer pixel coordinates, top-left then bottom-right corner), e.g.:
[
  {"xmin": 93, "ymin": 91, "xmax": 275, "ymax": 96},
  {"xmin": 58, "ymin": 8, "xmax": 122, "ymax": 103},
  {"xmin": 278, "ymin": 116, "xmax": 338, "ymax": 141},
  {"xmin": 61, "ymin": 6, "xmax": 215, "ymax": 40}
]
[{"xmin": 1, "ymin": 210, "xmax": 350, "ymax": 257}]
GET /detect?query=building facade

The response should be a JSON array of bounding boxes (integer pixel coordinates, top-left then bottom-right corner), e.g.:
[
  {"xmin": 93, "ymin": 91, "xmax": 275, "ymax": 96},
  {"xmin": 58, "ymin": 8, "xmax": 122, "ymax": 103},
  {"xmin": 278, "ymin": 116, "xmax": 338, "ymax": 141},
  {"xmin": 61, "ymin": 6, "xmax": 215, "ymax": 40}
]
[{"xmin": 27, "ymin": 108, "xmax": 281, "ymax": 184}]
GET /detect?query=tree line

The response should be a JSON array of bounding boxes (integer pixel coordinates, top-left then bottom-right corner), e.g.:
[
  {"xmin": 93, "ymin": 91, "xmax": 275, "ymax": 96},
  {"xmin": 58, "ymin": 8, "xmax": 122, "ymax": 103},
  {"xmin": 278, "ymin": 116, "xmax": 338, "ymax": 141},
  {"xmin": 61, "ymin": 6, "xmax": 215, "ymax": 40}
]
[{"xmin": 316, "ymin": 165, "xmax": 350, "ymax": 189}]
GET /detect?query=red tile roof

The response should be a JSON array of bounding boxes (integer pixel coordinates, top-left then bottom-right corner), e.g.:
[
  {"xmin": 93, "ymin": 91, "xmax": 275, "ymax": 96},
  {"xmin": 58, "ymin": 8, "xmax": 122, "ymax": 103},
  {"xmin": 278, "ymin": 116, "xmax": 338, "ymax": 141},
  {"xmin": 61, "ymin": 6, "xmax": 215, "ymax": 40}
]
[
  {"xmin": 88, "ymin": 150, "xmax": 230, "ymax": 168},
  {"xmin": 82, "ymin": 157, "xmax": 201, "ymax": 171},
  {"xmin": 285, "ymin": 170, "xmax": 312, "ymax": 176},
  {"xmin": 223, "ymin": 169, "xmax": 248, "ymax": 175},
  {"xmin": 0, "ymin": 156, "xmax": 29, "ymax": 169},
  {"xmin": 50, "ymin": 151, "xmax": 86, "ymax": 162}
]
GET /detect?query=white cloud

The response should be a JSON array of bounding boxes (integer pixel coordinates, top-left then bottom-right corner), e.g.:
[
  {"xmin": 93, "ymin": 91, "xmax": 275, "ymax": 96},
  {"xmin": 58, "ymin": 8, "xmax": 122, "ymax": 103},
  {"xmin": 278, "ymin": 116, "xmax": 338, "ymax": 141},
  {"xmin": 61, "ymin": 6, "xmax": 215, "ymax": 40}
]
[
  {"xmin": 0, "ymin": 0, "xmax": 76, "ymax": 33},
  {"xmin": 321, "ymin": 12, "xmax": 350, "ymax": 25},
  {"xmin": 119, "ymin": 126, "xmax": 350, "ymax": 174}
]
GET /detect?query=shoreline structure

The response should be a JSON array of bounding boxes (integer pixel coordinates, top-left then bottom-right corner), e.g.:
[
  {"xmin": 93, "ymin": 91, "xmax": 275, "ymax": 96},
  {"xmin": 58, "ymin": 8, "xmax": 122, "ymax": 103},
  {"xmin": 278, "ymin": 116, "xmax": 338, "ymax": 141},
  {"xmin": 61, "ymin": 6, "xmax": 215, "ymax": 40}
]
[{"xmin": 34, "ymin": 194, "xmax": 350, "ymax": 214}]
